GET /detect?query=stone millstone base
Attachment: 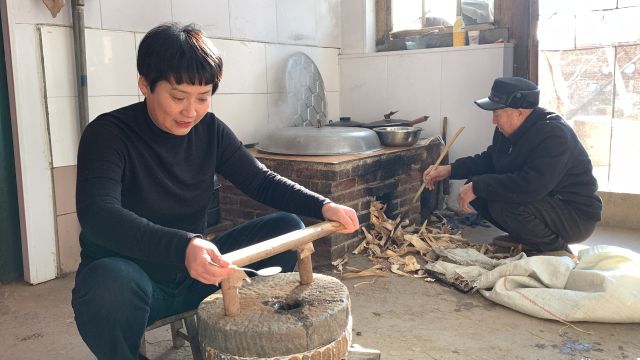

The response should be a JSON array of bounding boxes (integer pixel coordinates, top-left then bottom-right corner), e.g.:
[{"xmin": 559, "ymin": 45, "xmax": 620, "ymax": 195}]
[
  {"xmin": 204, "ymin": 328, "xmax": 351, "ymax": 360},
  {"xmin": 198, "ymin": 273, "xmax": 351, "ymax": 358}
]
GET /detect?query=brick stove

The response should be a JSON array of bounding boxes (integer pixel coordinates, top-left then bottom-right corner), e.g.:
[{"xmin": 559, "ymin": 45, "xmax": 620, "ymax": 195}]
[{"xmin": 218, "ymin": 142, "xmax": 441, "ymax": 264}]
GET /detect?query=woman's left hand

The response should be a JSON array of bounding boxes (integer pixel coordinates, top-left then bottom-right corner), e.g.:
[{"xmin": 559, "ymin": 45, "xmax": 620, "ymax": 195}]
[{"xmin": 321, "ymin": 202, "xmax": 360, "ymax": 233}]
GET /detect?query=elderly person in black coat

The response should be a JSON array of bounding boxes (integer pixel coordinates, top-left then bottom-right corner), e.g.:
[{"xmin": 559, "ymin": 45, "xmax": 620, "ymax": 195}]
[{"xmin": 423, "ymin": 77, "xmax": 602, "ymax": 253}]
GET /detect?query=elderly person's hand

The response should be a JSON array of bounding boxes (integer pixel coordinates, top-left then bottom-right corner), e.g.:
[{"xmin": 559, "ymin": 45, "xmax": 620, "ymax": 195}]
[
  {"xmin": 457, "ymin": 182, "xmax": 477, "ymax": 213},
  {"xmin": 422, "ymin": 165, "xmax": 451, "ymax": 190},
  {"xmin": 321, "ymin": 202, "xmax": 359, "ymax": 233},
  {"xmin": 185, "ymin": 237, "xmax": 236, "ymax": 285}
]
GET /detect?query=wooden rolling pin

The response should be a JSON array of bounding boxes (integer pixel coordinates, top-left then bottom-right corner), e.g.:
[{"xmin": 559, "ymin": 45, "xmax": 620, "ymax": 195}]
[
  {"xmin": 412, "ymin": 126, "xmax": 465, "ymax": 203},
  {"xmin": 223, "ymin": 221, "xmax": 344, "ymax": 267}
]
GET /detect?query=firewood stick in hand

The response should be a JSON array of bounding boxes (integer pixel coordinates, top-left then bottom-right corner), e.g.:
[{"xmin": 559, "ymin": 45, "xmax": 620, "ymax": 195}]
[{"xmin": 412, "ymin": 126, "xmax": 465, "ymax": 204}]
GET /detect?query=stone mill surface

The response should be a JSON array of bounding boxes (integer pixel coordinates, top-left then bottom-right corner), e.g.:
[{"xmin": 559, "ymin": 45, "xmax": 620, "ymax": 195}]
[{"xmin": 197, "ymin": 272, "xmax": 351, "ymax": 359}]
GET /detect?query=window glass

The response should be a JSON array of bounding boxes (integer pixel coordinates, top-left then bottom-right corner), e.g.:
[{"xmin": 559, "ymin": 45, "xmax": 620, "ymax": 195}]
[
  {"xmin": 539, "ymin": 3, "xmax": 640, "ymax": 194},
  {"xmin": 392, "ymin": 0, "xmax": 494, "ymax": 32}
]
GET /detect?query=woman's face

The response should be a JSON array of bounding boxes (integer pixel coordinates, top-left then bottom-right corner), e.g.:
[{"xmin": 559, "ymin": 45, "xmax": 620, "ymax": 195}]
[{"xmin": 139, "ymin": 77, "xmax": 213, "ymax": 136}]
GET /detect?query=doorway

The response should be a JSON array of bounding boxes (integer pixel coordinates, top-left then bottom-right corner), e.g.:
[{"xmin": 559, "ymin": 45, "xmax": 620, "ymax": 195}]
[
  {"xmin": 0, "ymin": 20, "xmax": 22, "ymax": 281},
  {"xmin": 538, "ymin": 2, "xmax": 640, "ymax": 194}
]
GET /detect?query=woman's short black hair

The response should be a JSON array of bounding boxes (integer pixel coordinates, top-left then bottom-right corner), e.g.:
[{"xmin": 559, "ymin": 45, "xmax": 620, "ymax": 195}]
[{"xmin": 137, "ymin": 23, "xmax": 223, "ymax": 94}]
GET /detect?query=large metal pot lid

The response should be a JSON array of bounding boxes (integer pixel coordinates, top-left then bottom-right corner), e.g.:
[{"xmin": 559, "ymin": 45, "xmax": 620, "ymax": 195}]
[
  {"xmin": 362, "ymin": 111, "xmax": 429, "ymax": 128},
  {"xmin": 256, "ymin": 126, "xmax": 383, "ymax": 156}
]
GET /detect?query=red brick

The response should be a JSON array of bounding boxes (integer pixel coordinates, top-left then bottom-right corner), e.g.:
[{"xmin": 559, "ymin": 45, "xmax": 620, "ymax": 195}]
[
  {"xmin": 308, "ymin": 180, "xmax": 332, "ymax": 194},
  {"xmin": 330, "ymin": 188, "xmax": 367, "ymax": 204},
  {"xmin": 331, "ymin": 177, "xmax": 357, "ymax": 192},
  {"xmin": 365, "ymin": 180, "xmax": 398, "ymax": 197},
  {"xmin": 356, "ymin": 171, "xmax": 380, "ymax": 185}
]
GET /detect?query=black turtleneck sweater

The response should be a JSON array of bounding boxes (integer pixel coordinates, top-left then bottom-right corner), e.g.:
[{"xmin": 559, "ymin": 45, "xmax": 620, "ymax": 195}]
[
  {"xmin": 451, "ymin": 107, "xmax": 602, "ymax": 222},
  {"xmin": 76, "ymin": 101, "xmax": 329, "ymax": 284}
]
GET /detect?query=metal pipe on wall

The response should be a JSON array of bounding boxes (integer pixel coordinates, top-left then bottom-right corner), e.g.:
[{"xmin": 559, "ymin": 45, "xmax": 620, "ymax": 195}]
[{"xmin": 71, "ymin": 0, "xmax": 90, "ymax": 130}]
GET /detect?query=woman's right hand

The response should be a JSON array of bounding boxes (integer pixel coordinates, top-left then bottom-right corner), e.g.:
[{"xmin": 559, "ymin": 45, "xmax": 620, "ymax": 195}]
[
  {"xmin": 422, "ymin": 165, "xmax": 452, "ymax": 190},
  {"xmin": 185, "ymin": 237, "xmax": 236, "ymax": 285}
]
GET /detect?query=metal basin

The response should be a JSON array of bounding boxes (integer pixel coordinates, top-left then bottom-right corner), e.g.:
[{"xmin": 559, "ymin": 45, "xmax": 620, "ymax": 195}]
[
  {"xmin": 374, "ymin": 126, "xmax": 422, "ymax": 147},
  {"xmin": 256, "ymin": 127, "xmax": 383, "ymax": 155}
]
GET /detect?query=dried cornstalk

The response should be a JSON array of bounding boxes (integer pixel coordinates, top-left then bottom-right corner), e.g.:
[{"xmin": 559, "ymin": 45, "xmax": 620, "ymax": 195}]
[
  {"xmin": 336, "ymin": 200, "xmax": 508, "ymax": 282},
  {"xmin": 341, "ymin": 200, "xmax": 502, "ymax": 281},
  {"xmin": 342, "ymin": 265, "xmax": 389, "ymax": 279}
]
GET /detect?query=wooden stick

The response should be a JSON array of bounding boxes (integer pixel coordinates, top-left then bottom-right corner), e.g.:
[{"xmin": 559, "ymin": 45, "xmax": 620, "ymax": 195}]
[
  {"xmin": 224, "ymin": 221, "xmax": 343, "ymax": 267},
  {"xmin": 221, "ymin": 271, "xmax": 246, "ymax": 316},
  {"xmin": 297, "ymin": 243, "xmax": 315, "ymax": 285},
  {"xmin": 412, "ymin": 126, "xmax": 465, "ymax": 203}
]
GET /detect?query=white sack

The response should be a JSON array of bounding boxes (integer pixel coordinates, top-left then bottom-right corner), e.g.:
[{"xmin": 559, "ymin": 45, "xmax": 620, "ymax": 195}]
[{"xmin": 426, "ymin": 245, "xmax": 640, "ymax": 323}]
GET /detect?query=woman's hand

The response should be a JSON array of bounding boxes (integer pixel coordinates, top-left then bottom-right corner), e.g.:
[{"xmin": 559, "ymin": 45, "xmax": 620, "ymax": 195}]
[
  {"xmin": 185, "ymin": 237, "xmax": 236, "ymax": 285},
  {"xmin": 321, "ymin": 202, "xmax": 359, "ymax": 233},
  {"xmin": 422, "ymin": 165, "xmax": 452, "ymax": 190}
]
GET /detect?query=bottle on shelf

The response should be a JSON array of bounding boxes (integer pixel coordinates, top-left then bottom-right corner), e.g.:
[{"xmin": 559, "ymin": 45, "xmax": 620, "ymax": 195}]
[{"xmin": 452, "ymin": 15, "xmax": 466, "ymax": 47}]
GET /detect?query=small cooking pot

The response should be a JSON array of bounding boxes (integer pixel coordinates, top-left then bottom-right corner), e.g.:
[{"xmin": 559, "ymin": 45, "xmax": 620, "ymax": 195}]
[
  {"xmin": 361, "ymin": 111, "xmax": 428, "ymax": 129},
  {"xmin": 374, "ymin": 126, "xmax": 422, "ymax": 147}
]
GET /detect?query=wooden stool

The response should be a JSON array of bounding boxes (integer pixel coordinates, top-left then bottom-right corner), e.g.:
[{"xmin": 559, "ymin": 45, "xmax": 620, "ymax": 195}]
[{"xmin": 140, "ymin": 310, "xmax": 202, "ymax": 360}]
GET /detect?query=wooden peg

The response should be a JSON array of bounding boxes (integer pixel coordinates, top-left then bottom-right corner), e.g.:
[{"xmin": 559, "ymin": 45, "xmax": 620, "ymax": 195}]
[
  {"xmin": 221, "ymin": 271, "xmax": 248, "ymax": 316},
  {"xmin": 297, "ymin": 243, "xmax": 315, "ymax": 285}
]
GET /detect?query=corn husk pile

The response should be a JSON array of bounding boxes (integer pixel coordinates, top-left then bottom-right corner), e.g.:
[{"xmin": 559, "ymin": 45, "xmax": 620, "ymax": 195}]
[{"xmin": 336, "ymin": 201, "xmax": 501, "ymax": 281}]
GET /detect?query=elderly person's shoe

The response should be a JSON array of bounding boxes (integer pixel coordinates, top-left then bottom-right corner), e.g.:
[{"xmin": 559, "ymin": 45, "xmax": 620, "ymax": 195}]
[{"xmin": 491, "ymin": 234, "xmax": 531, "ymax": 250}]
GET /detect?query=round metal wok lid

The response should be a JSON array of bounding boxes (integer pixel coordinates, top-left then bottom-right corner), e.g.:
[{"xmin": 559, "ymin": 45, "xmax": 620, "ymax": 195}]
[{"xmin": 256, "ymin": 126, "xmax": 383, "ymax": 155}]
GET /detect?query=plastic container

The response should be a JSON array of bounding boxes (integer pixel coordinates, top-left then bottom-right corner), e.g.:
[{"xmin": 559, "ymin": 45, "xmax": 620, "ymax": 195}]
[{"xmin": 452, "ymin": 15, "xmax": 466, "ymax": 47}]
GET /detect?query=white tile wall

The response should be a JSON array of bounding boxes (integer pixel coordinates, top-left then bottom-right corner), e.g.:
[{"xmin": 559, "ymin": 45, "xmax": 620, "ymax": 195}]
[
  {"xmin": 312, "ymin": 47, "xmax": 340, "ymax": 92},
  {"xmin": 212, "ymin": 94, "xmax": 269, "ymax": 145},
  {"xmin": 387, "ymin": 53, "xmax": 443, "ymax": 138},
  {"xmin": 42, "ymin": 26, "xmax": 138, "ymax": 98},
  {"xmin": 47, "ymin": 97, "xmax": 80, "ymax": 168},
  {"xmin": 276, "ymin": 0, "xmax": 316, "ymax": 45},
  {"xmin": 12, "ymin": 0, "xmax": 71, "ymax": 25},
  {"xmin": 89, "ymin": 96, "xmax": 140, "ymax": 121},
  {"xmin": 339, "ymin": 56, "xmax": 388, "ymax": 123},
  {"xmin": 315, "ymin": 0, "xmax": 341, "ymax": 48},
  {"xmin": 11, "ymin": 0, "xmax": 102, "ymax": 28},
  {"xmin": 40, "ymin": 27, "xmax": 76, "ymax": 97},
  {"xmin": 85, "ymin": 29, "xmax": 139, "ymax": 96},
  {"xmin": 171, "ymin": 0, "xmax": 231, "ymax": 38},
  {"xmin": 46, "ymin": 95, "xmax": 140, "ymax": 168},
  {"xmin": 100, "ymin": 0, "xmax": 172, "ymax": 32},
  {"xmin": 229, "ymin": 0, "xmax": 278, "ymax": 42},
  {"xmin": 134, "ymin": 32, "xmax": 145, "ymax": 53},
  {"xmin": 326, "ymin": 91, "xmax": 340, "ymax": 122},
  {"xmin": 340, "ymin": 0, "xmax": 365, "ymax": 54},
  {"xmin": 210, "ymin": 39, "xmax": 267, "ymax": 94}
]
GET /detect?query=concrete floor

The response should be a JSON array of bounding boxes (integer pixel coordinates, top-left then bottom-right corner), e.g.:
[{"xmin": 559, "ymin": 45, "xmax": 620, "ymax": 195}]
[{"xmin": 1, "ymin": 225, "xmax": 639, "ymax": 360}]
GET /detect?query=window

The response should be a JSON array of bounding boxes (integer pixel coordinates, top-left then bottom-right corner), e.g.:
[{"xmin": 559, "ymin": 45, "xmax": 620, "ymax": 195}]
[
  {"xmin": 391, "ymin": 0, "xmax": 494, "ymax": 33},
  {"xmin": 538, "ymin": 1, "xmax": 640, "ymax": 194}
]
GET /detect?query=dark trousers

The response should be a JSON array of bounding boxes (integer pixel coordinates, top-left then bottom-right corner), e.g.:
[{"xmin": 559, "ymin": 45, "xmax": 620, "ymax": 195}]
[
  {"xmin": 72, "ymin": 212, "xmax": 303, "ymax": 360},
  {"xmin": 470, "ymin": 195, "xmax": 597, "ymax": 252}
]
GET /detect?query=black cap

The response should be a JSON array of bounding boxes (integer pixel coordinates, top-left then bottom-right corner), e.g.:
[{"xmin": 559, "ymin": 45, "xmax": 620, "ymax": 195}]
[{"xmin": 475, "ymin": 77, "xmax": 540, "ymax": 111}]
